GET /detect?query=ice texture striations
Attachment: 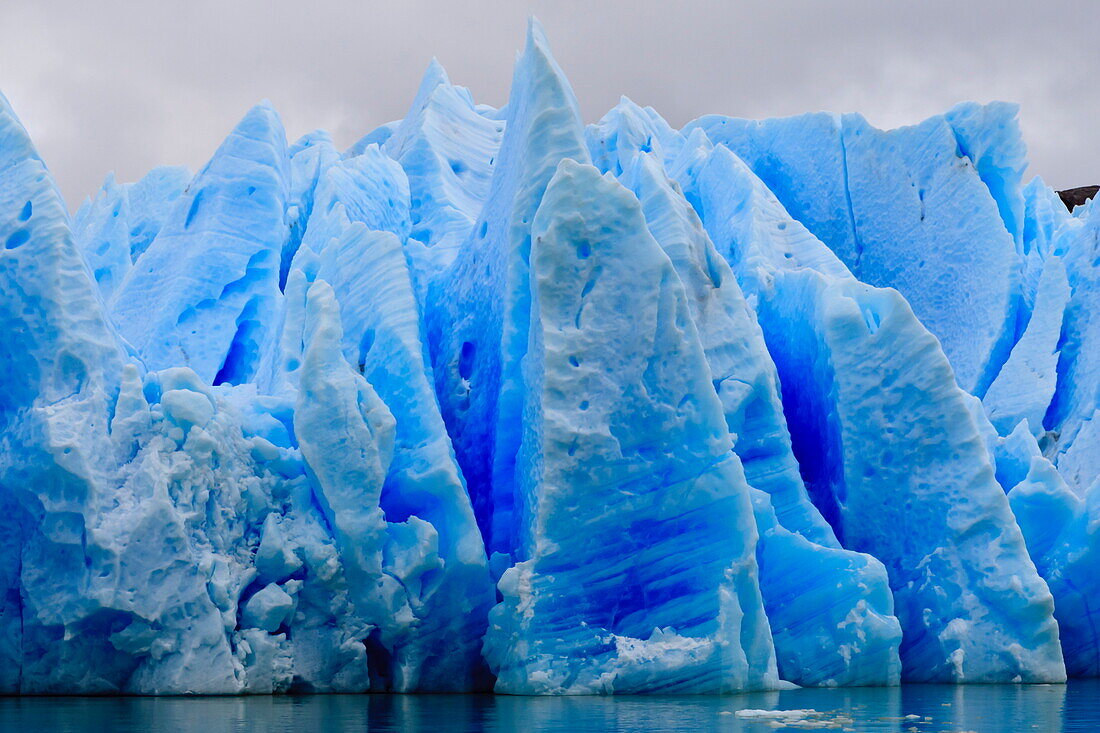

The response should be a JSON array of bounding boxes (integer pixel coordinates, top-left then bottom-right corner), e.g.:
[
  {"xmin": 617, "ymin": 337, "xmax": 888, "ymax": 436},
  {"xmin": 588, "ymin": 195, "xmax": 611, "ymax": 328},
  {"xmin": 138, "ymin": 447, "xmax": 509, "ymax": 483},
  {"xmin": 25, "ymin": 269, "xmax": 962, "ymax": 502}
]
[
  {"xmin": 587, "ymin": 102, "xmax": 901, "ymax": 687},
  {"xmin": 111, "ymin": 102, "xmax": 290, "ymax": 385},
  {"xmin": 688, "ymin": 106, "xmax": 1024, "ymax": 396},
  {"xmin": 0, "ymin": 21, "xmax": 1097, "ymax": 694},
  {"xmin": 425, "ymin": 21, "xmax": 590, "ymax": 563},
  {"xmin": 482, "ymin": 159, "xmax": 778, "ymax": 693},
  {"xmin": 657, "ymin": 137, "xmax": 1061, "ymax": 683}
]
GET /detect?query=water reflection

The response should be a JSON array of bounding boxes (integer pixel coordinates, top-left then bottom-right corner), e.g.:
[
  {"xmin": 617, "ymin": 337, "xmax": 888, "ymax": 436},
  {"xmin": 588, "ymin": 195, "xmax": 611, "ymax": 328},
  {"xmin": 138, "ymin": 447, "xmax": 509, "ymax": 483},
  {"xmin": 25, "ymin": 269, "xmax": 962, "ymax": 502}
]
[{"xmin": 0, "ymin": 681, "xmax": 1095, "ymax": 732}]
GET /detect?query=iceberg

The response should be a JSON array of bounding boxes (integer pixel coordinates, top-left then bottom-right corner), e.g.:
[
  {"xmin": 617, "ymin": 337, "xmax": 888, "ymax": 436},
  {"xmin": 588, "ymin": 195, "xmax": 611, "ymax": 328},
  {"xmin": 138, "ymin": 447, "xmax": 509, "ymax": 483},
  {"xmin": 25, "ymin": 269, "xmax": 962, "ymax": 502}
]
[
  {"xmin": 594, "ymin": 109, "xmax": 901, "ymax": 686},
  {"xmin": 0, "ymin": 20, "xmax": 1097, "ymax": 694},
  {"xmin": 484, "ymin": 159, "xmax": 775, "ymax": 694},
  {"xmin": 666, "ymin": 140, "xmax": 1062, "ymax": 682}
]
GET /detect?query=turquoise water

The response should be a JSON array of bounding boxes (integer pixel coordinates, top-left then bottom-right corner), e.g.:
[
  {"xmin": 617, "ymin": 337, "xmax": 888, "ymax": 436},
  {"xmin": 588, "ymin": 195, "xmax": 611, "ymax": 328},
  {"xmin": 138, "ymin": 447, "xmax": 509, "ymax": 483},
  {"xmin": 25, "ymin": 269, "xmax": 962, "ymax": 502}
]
[{"xmin": 2, "ymin": 682, "xmax": 1098, "ymax": 732}]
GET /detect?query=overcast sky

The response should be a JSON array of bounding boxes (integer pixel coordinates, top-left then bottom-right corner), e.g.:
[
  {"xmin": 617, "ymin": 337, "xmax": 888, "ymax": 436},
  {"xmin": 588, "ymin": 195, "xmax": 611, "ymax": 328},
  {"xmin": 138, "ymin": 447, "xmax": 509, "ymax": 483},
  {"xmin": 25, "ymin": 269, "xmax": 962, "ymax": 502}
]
[{"xmin": 2, "ymin": 1, "xmax": 1096, "ymax": 208}]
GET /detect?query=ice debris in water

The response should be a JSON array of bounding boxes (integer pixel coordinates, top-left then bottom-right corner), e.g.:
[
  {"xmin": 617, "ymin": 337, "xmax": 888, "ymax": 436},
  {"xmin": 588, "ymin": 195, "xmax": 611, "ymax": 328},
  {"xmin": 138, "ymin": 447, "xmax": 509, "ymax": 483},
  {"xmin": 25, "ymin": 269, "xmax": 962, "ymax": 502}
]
[{"xmin": 0, "ymin": 19, "xmax": 1097, "ymax": 694}]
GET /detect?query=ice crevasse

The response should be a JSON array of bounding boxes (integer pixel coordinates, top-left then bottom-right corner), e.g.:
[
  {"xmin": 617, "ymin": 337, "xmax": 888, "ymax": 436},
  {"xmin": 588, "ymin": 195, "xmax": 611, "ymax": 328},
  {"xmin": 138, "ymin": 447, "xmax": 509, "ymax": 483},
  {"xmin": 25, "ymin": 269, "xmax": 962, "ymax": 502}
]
[{"xmin": 0, "ymin": 20, "xmax": 1096, "ymax": 694}]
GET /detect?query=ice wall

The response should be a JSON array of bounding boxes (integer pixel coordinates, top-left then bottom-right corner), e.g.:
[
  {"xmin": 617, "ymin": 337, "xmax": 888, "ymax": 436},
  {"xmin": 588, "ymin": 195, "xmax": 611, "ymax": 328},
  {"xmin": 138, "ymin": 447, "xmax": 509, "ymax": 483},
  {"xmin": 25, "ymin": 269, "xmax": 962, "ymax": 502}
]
[{"xmin": 1, "ymin": 21, "xmax": 1097, "ymax": 694}]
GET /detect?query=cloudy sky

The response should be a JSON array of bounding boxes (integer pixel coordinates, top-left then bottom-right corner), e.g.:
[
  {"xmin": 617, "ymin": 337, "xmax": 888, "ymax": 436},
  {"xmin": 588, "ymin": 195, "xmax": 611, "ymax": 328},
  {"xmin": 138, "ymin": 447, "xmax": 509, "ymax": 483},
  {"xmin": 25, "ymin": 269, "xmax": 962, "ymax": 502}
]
[{"xmin": 2, "ymin": 0, "xmax": 1096, "ymax": 207}]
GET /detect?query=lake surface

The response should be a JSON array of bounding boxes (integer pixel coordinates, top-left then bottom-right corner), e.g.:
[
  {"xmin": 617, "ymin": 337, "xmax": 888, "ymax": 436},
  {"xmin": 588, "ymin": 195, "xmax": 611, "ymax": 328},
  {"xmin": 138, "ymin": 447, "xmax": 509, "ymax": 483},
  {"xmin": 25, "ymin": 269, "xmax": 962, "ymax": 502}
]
[{"xmin": 2, "ymin": 681, "xmax": 1098, "ymax": 732}]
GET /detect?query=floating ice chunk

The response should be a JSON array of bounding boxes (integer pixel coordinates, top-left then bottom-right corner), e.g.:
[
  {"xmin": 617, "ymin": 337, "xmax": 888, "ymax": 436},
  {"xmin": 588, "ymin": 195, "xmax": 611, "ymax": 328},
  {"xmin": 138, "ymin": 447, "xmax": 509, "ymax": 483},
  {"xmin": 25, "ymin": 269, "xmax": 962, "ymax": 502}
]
[{"xmin": 735, "ymin": 708, "xmax": 821, "ymax": 719}]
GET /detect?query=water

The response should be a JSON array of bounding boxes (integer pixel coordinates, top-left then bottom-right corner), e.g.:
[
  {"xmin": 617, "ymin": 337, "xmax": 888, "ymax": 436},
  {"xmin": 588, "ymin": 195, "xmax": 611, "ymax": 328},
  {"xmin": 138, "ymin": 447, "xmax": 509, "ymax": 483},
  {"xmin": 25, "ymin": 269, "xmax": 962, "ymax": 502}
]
[{"xmin": 2, "ymin": 682, "xmax": 1098, "ymax": 732}]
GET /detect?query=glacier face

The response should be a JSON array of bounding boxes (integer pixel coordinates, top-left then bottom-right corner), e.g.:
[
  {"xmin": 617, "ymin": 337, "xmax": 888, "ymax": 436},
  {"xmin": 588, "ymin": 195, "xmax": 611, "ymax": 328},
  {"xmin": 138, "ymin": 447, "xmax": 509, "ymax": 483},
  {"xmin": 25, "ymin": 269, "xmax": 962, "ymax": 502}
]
[{"xmin": 0, "ymin": 20, "xmax": 1097, "ymax": 693}]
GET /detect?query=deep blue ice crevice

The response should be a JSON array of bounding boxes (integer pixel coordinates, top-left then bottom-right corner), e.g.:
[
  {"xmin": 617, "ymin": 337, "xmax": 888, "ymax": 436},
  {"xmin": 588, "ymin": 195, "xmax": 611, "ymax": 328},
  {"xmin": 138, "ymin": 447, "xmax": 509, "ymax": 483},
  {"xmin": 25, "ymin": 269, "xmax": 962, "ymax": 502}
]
[
  {"xmin": 755, "ymin": 270, "xmax": 1064, "ymax": 682},
  {"xmin": 3, "ymin": 21, "xmax": 1100, "ymax": 694},
  {"xmin": 618, "ymin": 150, "xmax": 901, "ymax": 687},
  {"xmin": 425, "ymin": 18, "xmax": 590, "ymax": 560},
  {"xmin": 620, "ymin": 149, "xmax": 835, "ymax": 545},
  {"xmin": 281, "ymin": 130, "xmax": 340, "ymax": 292},
  {"xmin": 672, "ymin": 138, "xmax": 1064, "ymax": 683},
  {"xmin": 982, "ymin": 253, "xmax": 1069, "ymax": 438},
  {"xmin": 944, "ymin": 101, "xmax": 1028, "ymax": 250},
  {"xmin": 294, "ymin": 280, "xmax": 402, "ymax": 669},
  {"xmin": 1043, "ymin": 201, "xmax": 1100, "ymax": 477}
]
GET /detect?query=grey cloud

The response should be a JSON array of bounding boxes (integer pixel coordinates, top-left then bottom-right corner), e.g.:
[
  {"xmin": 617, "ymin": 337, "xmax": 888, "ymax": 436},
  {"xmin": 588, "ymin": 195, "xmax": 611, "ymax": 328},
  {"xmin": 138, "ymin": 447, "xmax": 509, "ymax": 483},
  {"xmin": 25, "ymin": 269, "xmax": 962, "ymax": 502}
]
[{"xmin": 1, "ymin": 0, "xmax": 1097, "ymax": 207}]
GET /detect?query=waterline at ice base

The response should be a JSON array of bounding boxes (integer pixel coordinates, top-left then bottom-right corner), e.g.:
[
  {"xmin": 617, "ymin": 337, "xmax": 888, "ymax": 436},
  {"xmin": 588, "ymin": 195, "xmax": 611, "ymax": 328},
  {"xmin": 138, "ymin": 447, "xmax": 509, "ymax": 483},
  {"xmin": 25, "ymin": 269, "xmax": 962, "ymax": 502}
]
[{"xmin": 1, "ymin": 19, "xmax": 1097, "ymax": 695}]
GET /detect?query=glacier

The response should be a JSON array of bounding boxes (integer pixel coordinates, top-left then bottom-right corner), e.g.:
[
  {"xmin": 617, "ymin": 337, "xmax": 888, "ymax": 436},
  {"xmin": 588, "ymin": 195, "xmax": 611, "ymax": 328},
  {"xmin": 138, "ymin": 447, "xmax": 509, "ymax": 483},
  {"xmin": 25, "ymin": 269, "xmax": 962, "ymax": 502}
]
[{"xmin": 0, "ymin": 19, "xmax": 1097, "ymax": 694}]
